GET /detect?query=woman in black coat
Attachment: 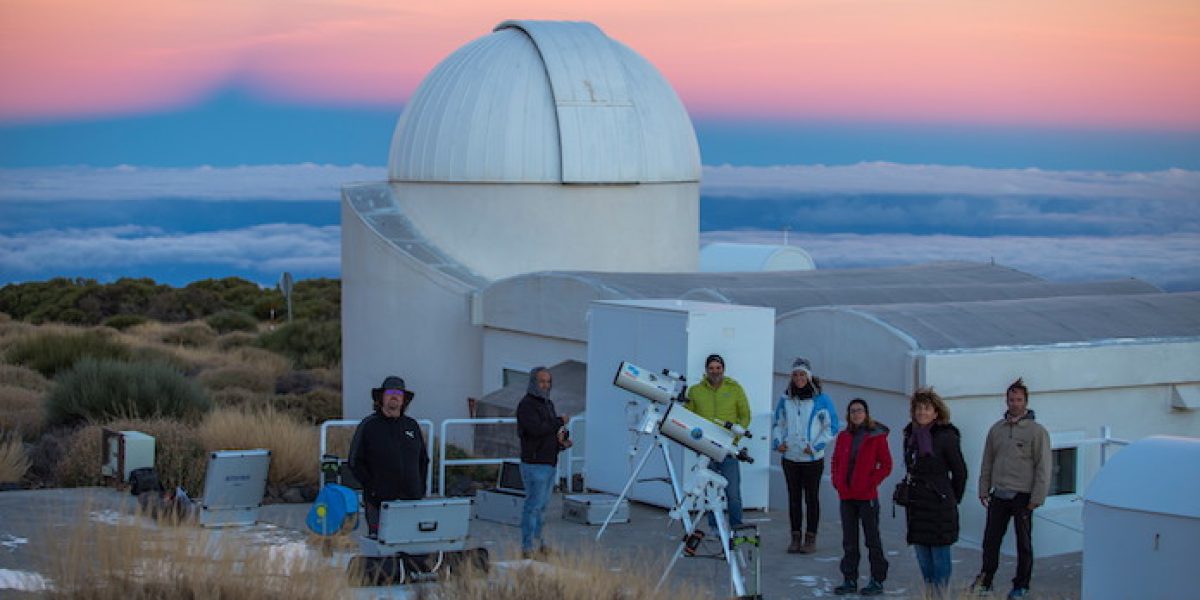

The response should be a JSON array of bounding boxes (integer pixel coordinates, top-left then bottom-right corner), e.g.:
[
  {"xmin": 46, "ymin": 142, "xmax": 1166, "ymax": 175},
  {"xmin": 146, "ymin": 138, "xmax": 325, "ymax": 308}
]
[{"xmin": 902, "ymin": 387, "xmax": 968, "ymax": 597}]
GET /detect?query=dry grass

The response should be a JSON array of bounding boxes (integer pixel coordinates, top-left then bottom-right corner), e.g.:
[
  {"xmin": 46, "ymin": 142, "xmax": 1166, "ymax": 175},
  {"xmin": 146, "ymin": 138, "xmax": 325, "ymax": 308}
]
[
  {"xmin": 44, "ymin": 509, "xmax": 351, "ymax": 599},
  {"xmin": 0, "ymin": 432, "xmax": 30, "ymax": 482},
  {"xmin": 424, "ymin": 545, "xmax": 715, "ymax": 600},
  {"xmin": 0, "ymin": 383, "xmax": 45, "ymax": 440},
  {"xmin": 198, "ymin": 365, "xmax": 276, "ymax": 393},
  {"xmin": 0, "ymin": 362, "xmax": 53, "ymax": 391},
  {"xmin": 198, "ymin": 407, "xmax": 319, "ymax": 488}
]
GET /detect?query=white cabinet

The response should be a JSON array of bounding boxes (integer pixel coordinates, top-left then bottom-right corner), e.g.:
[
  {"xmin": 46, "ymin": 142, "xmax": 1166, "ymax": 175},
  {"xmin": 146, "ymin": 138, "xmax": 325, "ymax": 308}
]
[{"xmin": 585, "ymin": 300, "xmax": 774, "ymax": 510}]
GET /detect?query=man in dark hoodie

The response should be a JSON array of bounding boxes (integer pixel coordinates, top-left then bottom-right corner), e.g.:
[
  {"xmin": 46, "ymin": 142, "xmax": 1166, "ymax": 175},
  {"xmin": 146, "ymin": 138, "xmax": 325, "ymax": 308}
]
[
  {"xmin": 516, "ymin": 366, "xmax": 571, "ymax": 558},
  {"xmin": 970, "ymin": 378, "xmax": 1052, "ymax": 600},
  {"xmin": 348, "ymin": 375, "xmax": 429, "ymax": 537}
]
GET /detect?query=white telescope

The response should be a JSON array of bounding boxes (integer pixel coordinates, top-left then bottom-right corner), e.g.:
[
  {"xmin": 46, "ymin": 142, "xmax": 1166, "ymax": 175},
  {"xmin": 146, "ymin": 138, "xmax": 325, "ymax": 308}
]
[{"xmin": 613, "ymin": 361, "xmax": 685, "ymax": 405}]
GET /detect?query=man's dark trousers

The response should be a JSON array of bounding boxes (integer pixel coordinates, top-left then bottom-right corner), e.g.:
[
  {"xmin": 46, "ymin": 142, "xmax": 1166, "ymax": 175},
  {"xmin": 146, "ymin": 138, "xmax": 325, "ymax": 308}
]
[{"xmin": 979, "ymin": 492, "xmax": 1034, "ymax": 589}]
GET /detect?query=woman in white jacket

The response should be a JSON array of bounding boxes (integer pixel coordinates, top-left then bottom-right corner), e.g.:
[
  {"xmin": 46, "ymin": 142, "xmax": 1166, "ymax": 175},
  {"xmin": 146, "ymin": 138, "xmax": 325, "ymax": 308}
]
[{"xmin": 771, "ymin": 358, "xmax": 840, "ymax": 553}]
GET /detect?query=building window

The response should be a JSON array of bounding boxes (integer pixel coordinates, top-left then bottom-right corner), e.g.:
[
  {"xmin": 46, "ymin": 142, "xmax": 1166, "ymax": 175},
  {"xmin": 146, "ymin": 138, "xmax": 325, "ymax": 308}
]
[
  {"xmin": 1049, "ymin": 447, "xmax": 1078, "ymax": 496},
  {"xmin": 503, "ymin": 368, "xmax": 529, "ymax": 389}
]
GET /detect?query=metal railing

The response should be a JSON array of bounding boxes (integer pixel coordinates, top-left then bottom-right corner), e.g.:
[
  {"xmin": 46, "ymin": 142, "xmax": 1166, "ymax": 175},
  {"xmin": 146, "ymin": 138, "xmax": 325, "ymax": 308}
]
[
  {"xmin": 437, "ymin": 416, "xmax": 587, "ymax": 497},
  {"xmin": 319, "ymin": 417, "xmax": 436, "ymax": 497}
]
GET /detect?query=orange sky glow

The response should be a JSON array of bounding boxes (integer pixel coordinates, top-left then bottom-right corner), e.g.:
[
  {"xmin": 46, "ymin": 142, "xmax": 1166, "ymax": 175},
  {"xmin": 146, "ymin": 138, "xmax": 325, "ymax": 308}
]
[{"xmin": 1, "ymin": 0, "xmax": 1197, "ymax": 128}]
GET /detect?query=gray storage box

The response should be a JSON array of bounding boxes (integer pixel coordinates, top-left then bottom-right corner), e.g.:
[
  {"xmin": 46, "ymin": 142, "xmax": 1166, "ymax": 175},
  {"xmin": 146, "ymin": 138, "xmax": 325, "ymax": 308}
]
[
  {"xmin": 373, "ymin": 498, "xmax": 471, "ymax": 554},
  {"xmin": 474, "ymin": 488, "xmax": 524, "ymax": 526},
  {"xmin": 563, "ymin": 493, "xmax": 629, "ymax": 525},
  {"xmin": 199, "ymin": 449, "xmax": 271, "ymax": 527}
]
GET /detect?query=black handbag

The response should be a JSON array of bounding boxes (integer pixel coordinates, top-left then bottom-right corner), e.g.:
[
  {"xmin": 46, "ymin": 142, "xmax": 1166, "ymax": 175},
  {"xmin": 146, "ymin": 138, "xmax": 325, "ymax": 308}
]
[{"xmin": 892, "ymin": 475, "xmax": 914, "ymax": 508}]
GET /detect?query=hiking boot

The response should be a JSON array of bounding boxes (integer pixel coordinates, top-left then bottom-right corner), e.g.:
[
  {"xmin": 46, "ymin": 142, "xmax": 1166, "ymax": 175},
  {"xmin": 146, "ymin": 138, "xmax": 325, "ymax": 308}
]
[
  {"xmin": 1007, "ymin": 588, "xmax": 1030, "ymax": 599},
  {"xmin": 861, "ymin": 579, "xmax": 884, "ymax": 596},
  {"xmin": 787, "ymin": 532, "xmax": 803, "ymax": 553},
  {"xmin": 969, "ymin": 574, "xmax": 994, "ymax": 595},
  {"xmin": 799, "ymin": 531, "xmax": 817, "ymax": 554},
  {"xmin": 833, "ymin": 579, "xmax": 857, "ymax": 595}
]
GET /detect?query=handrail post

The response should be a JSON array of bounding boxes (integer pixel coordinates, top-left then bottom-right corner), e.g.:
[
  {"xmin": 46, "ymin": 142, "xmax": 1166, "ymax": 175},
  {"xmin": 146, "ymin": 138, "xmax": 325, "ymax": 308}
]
[{"xmin": 439, "ymin": 419, "xmax": 450, "ymax": 497}]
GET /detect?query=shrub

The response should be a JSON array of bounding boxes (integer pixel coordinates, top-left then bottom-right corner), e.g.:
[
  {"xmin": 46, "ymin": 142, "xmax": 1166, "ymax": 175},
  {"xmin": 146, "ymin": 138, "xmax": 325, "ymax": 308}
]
[
  {"xmin": 198, "ymin": 407, "xmax": 318, "ymax": 488},
  {"xmin": 53, "ymin": 425, "xmax": 103, "ymax": 487},
  {"xmin": 5, "ymin": 329, "xmax": 131, "ymax": 378},
  {"xmin": 210, "ymin": 387, "xmax": 271, "ymax": 410},
  {"xmin": 232, "ymin": 346, "xmax": 291, "ymax": 378},
  {"xmin": 258, "ymin": 320, "xmax": 341, "ymax": 369},
  {"xmin": 161, "ymin": 321, "xmax": 216, "ymax": 347},
  {"xmin": 0, "ymin": 384, "xmax": 45, "ymax": 441},
  {"xmin": 273, "ymin": 388, "xmax": 342, "ymax": 424},
  {"xmin": 45, "ymin": 358, "xmax": 211, "ymax": 426},
  {"xmin": 206, "ymin": 309, "xmax": 259, "ymax": 334},
  {"xmin": 198, "ymin": 366, "xmax": 275, "ymax": 394},
  {"xmin": 0, "ymin": 363, "xmax": 52, "ymax": 391},
  {"xmin": 216, "ymin": 331, "xmax": 257, "ymax": 351},
  {"xmin": 102, "ymin": 314, "xmax": 148, "ymax": 331},
  {"xmin": 0, "ymin": 433, "xmax": 29, "ymax": 483}
]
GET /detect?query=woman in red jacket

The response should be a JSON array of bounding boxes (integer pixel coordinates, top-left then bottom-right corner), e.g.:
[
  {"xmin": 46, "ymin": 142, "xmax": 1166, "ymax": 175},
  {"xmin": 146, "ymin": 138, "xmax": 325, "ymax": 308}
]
[{"xmin": 830, "ymin": 398, "xmax": 893, "ymax": 596}]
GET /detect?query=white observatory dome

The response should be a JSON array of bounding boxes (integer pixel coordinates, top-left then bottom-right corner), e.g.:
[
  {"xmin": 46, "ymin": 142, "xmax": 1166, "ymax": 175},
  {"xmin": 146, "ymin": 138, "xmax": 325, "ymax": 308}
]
[{"xmin": 388, "ymin": 20, "xmax": 701, "ymax": 184}]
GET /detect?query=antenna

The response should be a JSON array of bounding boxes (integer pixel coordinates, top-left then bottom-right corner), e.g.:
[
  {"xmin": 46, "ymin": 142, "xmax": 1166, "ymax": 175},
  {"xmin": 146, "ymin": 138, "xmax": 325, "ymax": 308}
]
[{"xmin": 782, "ymin": 225, "xmax": 791, "ymax": 246}]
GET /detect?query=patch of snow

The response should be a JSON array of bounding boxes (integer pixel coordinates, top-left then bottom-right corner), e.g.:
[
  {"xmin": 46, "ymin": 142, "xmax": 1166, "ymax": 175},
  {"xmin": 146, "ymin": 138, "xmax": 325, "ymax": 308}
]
[
  {"xmin": 0, "ymin": 534, "xmax": 29, "ymax": 551},
  {"xmin": 0, "ymin": 568, "xmax": 51, "ymax": 591}
]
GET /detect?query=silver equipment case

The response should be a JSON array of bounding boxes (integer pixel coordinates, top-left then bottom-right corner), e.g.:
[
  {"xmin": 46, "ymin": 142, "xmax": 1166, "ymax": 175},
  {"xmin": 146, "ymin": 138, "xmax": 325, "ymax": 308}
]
[
  {"xmin": 361, "ymin": 497, "xmax": 472, "ymax": 556},
  {"xmin": 563, "ymin": 493, "xmax": 629, "ymax": 525}
]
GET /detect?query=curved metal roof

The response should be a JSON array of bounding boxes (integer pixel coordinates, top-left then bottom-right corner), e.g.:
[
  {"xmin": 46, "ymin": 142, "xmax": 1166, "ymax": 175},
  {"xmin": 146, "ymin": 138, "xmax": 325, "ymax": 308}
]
[
  {"xmin": 820, "ymin": 292, "xmax": 1200, "ymax": 351},
  {"xmin": 699, "ymin": 242, "xmax": 816, "ymax": 272},
  {"xmin": 480, "ymin": 262, "xmax": 1164, "ymax": 341},
  {"xmin": 388, "ymin": 20, "xmax": 700, "ymax": 184}
]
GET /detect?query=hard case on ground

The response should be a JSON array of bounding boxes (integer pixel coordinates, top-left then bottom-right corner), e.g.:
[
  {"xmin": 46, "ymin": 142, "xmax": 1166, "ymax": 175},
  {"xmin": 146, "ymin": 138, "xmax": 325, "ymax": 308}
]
[
  {"xmin": 374, "ymin": 497, "xmax": 471, "ymax": 553},
  {"xmin": 473, "ymin": 488, "xmax": 524, "ymax": 527},
  {"xmin": 562, "ymin": 492, "xmax": 629, "ymax": 525}
]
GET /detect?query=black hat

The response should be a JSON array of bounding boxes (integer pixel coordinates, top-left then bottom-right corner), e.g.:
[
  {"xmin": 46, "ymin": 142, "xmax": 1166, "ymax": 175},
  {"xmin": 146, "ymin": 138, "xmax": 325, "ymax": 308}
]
[{"xmin": 371, "ymin": 375, "xmax": 410, "ymax": 403}]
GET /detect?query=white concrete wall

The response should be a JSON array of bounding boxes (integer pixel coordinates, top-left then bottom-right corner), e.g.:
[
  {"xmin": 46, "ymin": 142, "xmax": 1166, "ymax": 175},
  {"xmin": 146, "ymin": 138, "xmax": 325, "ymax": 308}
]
[
  {"xmin": 925, "ymin": 346, "xmax": 1200, "ymax": 557},
  {"xmin": 390, "ymin": 181, "xmax": 699, "ymax": 281},
  {"xmin": 341, "ymin": 201, "xmax": 482, "ymax": 439},
  {"xmin": 480, "ymin": 329, "xmax": 586, "ymax": 394}
]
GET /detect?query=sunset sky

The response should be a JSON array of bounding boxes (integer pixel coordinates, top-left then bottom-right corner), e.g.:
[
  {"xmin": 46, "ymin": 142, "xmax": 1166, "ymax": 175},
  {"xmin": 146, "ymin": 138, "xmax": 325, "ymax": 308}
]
[
  {"xmin": 3, "ymin": 0, "xmax": 1197, "ymax": 128},
  {"xmin": 1, "ymin": 1, "xmax": 1198, "ymax": 288}
]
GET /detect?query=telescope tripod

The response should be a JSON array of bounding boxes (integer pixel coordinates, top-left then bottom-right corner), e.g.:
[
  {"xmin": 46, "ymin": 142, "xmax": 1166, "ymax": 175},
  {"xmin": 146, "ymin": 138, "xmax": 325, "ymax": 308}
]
[
  {"xmin": 656, "ymin": 460, "xmax": 754, "ymax": 598},
  {"xmin": 596, "ymin": 431, "xmax": 690, "ymax": 540}
]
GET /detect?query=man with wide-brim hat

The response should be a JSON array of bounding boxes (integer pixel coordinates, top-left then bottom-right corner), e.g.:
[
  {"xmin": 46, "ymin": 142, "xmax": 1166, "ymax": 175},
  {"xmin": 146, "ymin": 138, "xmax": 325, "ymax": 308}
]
[{"xmin": 349, "ymin": 375, "xmax": 429, "ymax": 536}]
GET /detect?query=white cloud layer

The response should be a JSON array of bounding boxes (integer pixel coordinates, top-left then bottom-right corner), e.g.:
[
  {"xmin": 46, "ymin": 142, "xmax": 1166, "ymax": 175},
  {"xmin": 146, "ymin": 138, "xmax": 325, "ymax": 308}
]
[
  {"xmin": 701, "ymin": 162, "xmax": 1200, "ymax": 200},
  {"xmin": 0, "ymin": 223, "xmax": 340, "ymax": 274},
  {"xmin": 2, "ymin": 162, "xmax": 1196, "ymax": 202},
  {"xmin": 702, "ymin": 231, "xmax": 1200, "ymax": 291},
  {"xmin": 0, "ymin": 164, "xmax": 385, "ymax": 202}
]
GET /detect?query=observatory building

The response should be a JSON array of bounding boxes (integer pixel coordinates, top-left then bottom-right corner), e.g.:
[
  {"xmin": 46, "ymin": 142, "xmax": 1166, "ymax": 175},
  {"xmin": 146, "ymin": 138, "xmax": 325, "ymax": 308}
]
[{"xmin": 342, "ymin": 20, "xmax": 701, "ymax": 423}]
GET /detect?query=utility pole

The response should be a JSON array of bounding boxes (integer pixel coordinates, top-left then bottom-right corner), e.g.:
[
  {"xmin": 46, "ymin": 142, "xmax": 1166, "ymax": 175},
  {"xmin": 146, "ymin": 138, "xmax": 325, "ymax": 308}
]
[{"xmin": 279, "ymin": 272, "xmax": 294, "ymax": 322}]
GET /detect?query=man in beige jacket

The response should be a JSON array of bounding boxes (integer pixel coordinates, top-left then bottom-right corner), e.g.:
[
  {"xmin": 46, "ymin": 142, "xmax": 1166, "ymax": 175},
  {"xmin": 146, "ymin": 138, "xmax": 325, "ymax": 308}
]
[{"xmin": 970, "ymin": 378, "xmax": 1052, "ymax": 600}]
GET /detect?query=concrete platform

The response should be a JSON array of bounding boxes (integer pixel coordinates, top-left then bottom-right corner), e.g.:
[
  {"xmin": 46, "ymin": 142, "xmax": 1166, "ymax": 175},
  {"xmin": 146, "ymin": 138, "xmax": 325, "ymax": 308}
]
[{"xmin": 0, "ymin": 486, "xmax": 1082, "ymax": 598}]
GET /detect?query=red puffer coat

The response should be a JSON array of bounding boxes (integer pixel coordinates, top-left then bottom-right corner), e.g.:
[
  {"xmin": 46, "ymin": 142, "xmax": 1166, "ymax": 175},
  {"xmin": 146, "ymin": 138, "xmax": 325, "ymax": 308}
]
[{"xmin": 830, "ymin": 423, "xmax": 892, "ymax": 501}]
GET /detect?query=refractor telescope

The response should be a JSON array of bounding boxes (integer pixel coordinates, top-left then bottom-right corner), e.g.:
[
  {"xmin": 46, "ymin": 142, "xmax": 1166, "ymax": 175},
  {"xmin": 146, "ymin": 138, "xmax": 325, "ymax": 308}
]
[{"xmin": 612, "ymin": 361, "xmax": 753, "ymax": 464}]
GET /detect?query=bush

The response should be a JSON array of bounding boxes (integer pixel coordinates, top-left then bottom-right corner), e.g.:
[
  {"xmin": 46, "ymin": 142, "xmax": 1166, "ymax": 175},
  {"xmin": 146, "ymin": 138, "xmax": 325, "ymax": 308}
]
[
  {"xmin": 273, "ymin": 388, "xmax": 342, "ymax": 424},
  {"xmin": 0, "ymin": 363, "xmax": 52, "ymax": 392},
  {"xmin": 53, "ymin": 425, "xmax": 102, "ymax": 487},
  {"xmin": 216, "ymin": 331, "xmax": 257, "ymax": 351},
  {"xmin": 5, "ymin": 329, "xmax": 131, "ymax": 378},
  {"xmin": 161, "ymin": 321, "xmax": 216, "ymax": 347},
  {"xmin": 198, "ymin": 407, "xmax": 318, "ymax": 489},
  {"xmin": 0, "ymin": 433, "xmax": 29, "ymax": 483},
  {"xmin": 206, "ymin": 310, "xmax": 259, "ymax": 334},
  {"xmin": 102, "ymin": 314, "xmax": 148, "ymax": 331},
  {"xmin": 198, "ymin": 366, "xmax": 275, "ymax": 394},
  {"xmin": 0, "ymin": 385, "xmax": 45, "ymax": 441},
  {"xmin": 45, "ymin": 358, "xmax": 211, "ymax": 426},
  {"xmin": 258, "ymin": 320, "xmax": 341, "ymax": 369},
  {"xmin": 210, "ymin": 387, "xmax": 271, "ymax": 411}
]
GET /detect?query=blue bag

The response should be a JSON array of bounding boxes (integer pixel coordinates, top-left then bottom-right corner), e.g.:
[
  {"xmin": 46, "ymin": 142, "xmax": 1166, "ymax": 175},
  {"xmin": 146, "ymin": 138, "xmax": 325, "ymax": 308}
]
[{"xmin": 306, "ymin": 483, "xmax": 361, "ymax": 536}]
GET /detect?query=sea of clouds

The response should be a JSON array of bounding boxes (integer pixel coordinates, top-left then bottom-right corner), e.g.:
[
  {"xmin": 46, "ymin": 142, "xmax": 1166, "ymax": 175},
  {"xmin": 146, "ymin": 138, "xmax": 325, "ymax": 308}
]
[{"xmin": 1, "ymin": 163, "xmax": 1197, "ymax": 290}]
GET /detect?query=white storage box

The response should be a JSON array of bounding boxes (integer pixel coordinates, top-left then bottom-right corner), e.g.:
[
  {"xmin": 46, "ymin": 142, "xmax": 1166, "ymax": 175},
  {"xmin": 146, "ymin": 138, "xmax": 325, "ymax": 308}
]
[
  {"xmin": 376, "ymin": 498, "xmax": 472, "ymax": 553},
  {"xmin": 101, "ymin": 429, "xmax": 155, "ymax": 483},
  {"xmin": 563, "ymin": 493, "xmax": 629, "ymax": 525},
  {"xmin": 474, "ymin": 488, "xmax": 524, "ymax": 526}
]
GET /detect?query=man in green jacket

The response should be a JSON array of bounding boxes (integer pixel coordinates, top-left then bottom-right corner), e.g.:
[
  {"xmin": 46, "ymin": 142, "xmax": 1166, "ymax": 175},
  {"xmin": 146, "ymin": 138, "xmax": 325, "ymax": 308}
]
[
  {"xmin": 686, "ymin": 353, "xmax": 752, "ymax": 527},
  {"xmin": 970, "ymin": 378, "xmax": 1052, "ymax": 600}
]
